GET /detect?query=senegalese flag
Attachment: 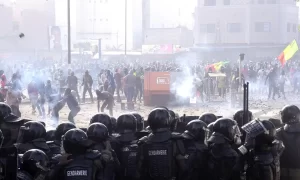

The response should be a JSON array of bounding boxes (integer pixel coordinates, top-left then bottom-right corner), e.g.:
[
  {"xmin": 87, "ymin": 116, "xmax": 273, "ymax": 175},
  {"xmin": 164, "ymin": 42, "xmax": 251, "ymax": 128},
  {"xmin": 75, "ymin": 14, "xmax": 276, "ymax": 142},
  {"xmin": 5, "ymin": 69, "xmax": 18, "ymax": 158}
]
[
  {"xmin": 206, "ymin": 61, "xmax": 229, "ymax": 72},
  {"xmin": 214, "ymin": 61, "xmax": 229, "ymax": 71},
  {"xmin": 278, "ymin": 40, "xmax": 299, "ymax": 66}
]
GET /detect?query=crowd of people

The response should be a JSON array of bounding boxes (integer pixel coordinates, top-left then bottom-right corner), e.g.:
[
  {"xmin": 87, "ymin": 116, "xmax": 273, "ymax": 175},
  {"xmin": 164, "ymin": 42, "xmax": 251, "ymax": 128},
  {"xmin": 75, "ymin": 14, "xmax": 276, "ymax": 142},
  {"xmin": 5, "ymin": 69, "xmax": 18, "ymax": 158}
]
[{"xmin": 0, "ymin": 101, "xmax": 300, "ymax": 180}]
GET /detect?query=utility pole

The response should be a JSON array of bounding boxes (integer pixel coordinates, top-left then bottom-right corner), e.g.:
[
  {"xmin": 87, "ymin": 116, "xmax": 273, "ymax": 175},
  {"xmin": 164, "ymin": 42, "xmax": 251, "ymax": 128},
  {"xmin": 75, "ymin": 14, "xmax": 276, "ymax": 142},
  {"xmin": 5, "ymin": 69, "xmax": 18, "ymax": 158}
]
[
  {"xmin": 67, "ymin": 0, "xmax": 71, "ymax": 64},
  {"xmin": 125, "ymin": 0, "xmax": 127, "ymax": 57}
]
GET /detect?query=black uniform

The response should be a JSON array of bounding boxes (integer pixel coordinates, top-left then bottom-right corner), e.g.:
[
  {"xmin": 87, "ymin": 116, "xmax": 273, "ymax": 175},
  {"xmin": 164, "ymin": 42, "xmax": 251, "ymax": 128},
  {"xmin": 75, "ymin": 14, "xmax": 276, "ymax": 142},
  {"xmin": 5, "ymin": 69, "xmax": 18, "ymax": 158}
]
[
  {"xmin": 115, "ymin": 114, "xmax": 139, "ymax": 180},
  {"xmin": 16, "ymin": 121, "xmax": 52, "ymax": 157},
  {"xmin": 136, "ymin": 108, "xmax": 184, "ymax": 180},
  {"xmin": 47, "ymin": 123, "xmax": 76, "ymax": 156},
  {"xmin": 90, "ymin": 113, "xmax": 118, "ymax": 150},
  {"xmin": 207, "ymin": 118, "xmax": 242, "ymax": 180},
  {"xmin": 246, "ymin": 120, "xmax": 284, "ymax": 180},
  {"xmin": 47, "ymin": 129, "xmax": 112, "ymax": 180},
  {"xmin": 17, "ymin": 149, "xmax": 50, "ymax": 180},
  {"xmin": 87, "ymin": 123, "xmax": 119, "ymax": 180},
  {"xmin": 276, "ymin": 105, "xmax": 300, "ymax": 180},
  {"xmin": 0, "ymin": 103, "xmax": 30, "ymax": 147},
  {"xmin": 180, "ymin": 120, "xmax": 209, "ymax": 180}
]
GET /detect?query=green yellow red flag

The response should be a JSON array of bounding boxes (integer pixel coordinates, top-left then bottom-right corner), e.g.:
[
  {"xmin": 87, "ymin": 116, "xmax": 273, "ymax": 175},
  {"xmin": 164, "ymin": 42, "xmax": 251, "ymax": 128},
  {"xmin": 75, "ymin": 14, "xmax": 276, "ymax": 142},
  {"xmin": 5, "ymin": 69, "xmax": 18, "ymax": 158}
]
[{"xmin": 278, "ymin": 40, "xmax": 299, "ymax": 66}]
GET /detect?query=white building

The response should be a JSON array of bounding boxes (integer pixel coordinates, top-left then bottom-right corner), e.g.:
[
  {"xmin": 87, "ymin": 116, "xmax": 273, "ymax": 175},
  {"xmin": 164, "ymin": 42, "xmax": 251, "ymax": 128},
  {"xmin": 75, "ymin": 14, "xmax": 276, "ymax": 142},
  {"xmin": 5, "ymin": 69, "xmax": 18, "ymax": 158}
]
[
  {"xmin": 75, "ymin": 0, "xmax": 142, "ymax": 50},
  {"xmin": 194, "ymin": 0, "xmax": 299, "ymax": 45},
  {"xmin": 0, "ymin": 0, "xmax": 56, "ymax": 51},
  {"xmin": 142, "ymin": 0, "xmax": 195, "ymax": 47}
]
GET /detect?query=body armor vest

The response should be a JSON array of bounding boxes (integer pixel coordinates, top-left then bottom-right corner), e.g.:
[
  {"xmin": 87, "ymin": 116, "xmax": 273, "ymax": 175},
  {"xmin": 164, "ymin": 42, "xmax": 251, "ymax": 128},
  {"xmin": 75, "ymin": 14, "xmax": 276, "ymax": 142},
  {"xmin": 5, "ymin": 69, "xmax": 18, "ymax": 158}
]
[
  {"xmin": 277, "ymin": 127, "xmax": 300, "ymax": 180},
  {"xmin": 143, "ymin": 139, "xmax": 176, "ymax": 180},
  {"xmin": 63, "ymin": 153, "xmax": 99, "ymax": 180},
  {"xmin": 180, "ymin": 140, "xmax": 208, "ymax": 180},
  {"xmin": 119, "ymin": 140, "xmax": 138, "ymax": 178},
  {"xmin": 17, "ymin": 171, "xmax": 33, "ymax": 180}
]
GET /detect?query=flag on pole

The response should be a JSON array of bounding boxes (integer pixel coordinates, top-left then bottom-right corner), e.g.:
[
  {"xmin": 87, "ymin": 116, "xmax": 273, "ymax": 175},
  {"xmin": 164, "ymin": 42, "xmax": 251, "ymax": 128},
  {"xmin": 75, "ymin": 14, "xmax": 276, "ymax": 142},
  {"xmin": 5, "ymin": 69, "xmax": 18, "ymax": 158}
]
[
  {"xmin": 206, "ymin": 61, "xmax": 229, "ymax": 72},
  {"xmin": 278, "ymin": 40, "xmax": 299, "ymax": 66}
]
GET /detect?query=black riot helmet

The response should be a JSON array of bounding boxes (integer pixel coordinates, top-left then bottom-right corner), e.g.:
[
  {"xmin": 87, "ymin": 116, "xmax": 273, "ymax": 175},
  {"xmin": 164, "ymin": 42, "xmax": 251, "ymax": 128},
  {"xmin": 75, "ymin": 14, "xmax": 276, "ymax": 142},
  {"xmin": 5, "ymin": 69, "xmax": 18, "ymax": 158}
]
[
  {"xmin": 87, "ymin": 123, "xmax": 109, "ymax": 143},
  {"xmin": 45, "ymin": 130, "xmax": 56, "ymax": 141},
  {"xmin": 255, "ymin": 120, "xmax": 276, "ymax": 146},
  {"xmin": 110, "ymin": 116, "xmax": 117, "ymax": 133},
  {"xmin": 0, "ymin": 103, "xmax": 12, "ymax": 120},
  {"xmin": 147, "ymin": 108, "xmax": 170, "ymax": 132},
  {"xmin": 90, "ymin": 113, "xmax": 112, "ymax": 135},
  {"xmin": 199, "ymin": 112, "xmax": 217, "ymax": 125},
  {"xmin": 17, "ymin": 121, "xmax": 46, "ymax": 143},
  {"xmin": 22, "ymin": 149, "xmax": 49, "ymax": 176},
  {"xmin": 62, "ymin": 128, "xmax": 91, "ymax": 155},
  {"xmin": 0, "ymin": 103, "xmax": 19, "ymax": 122},
  {"xmin": 116, "ymin": 114, "xmax": 137, "ymax": 133},
  {"xmin": 233, "ymin": 110, "xmax": 253, "ymax": 127},
  {"xmin": 132, "ymin": 112, "xmax": 144, "ymax": 132},
  {"xmin": 212, "ymin": 118, "xmax": 242, "ymax": 145},
  {"xmin": 54, "ymin": 122, "xmax": 76, "ymax": 141},
  {"xmin": 281, "ymin": 105, "xmax": 300, "ymax": 124},
  {"xmin": 183, "ymin": 120, "xmax": 207, "ymax": 142}
]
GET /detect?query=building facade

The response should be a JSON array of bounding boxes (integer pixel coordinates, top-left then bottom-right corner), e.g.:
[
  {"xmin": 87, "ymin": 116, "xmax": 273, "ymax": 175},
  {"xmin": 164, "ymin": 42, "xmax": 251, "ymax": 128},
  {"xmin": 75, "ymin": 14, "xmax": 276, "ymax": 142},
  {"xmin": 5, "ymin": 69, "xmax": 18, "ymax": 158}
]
[
  {"xmin": 75, "ymin": 0, "xmax": 142, "ymax": 51},
  {"xmin": 142, "ymin": 0, "xmax": 195, "ymax": 48},
  {"xmin": 195, "ymin": 0, "xmax": 298, "ymax": 45}
]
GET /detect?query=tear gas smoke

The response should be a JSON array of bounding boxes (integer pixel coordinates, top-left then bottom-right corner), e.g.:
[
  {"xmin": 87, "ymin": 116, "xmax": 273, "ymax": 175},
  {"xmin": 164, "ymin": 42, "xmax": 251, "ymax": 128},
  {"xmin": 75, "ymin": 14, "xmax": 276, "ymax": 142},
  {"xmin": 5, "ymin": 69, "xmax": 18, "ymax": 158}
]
[{"xmin": 170, "ymin": 52, "xmax": 197, "ymax": 105}]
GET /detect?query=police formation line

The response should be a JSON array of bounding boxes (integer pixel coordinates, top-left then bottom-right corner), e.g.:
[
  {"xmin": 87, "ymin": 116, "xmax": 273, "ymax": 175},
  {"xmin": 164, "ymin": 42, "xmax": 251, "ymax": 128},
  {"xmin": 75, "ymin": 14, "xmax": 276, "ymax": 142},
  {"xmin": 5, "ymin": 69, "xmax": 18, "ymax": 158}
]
[{"xmin": 0, "ymin": 102, "xmax": 299, "ymax": 180}]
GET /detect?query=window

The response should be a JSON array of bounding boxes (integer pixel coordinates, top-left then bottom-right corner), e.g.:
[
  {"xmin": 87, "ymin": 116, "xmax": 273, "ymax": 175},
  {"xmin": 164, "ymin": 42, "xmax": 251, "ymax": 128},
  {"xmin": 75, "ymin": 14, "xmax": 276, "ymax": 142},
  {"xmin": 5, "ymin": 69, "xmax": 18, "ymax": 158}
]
[
  {"xmin": 293, "ymin": 24, "xmax": 297, "ymax": 32},
  {"xmin": 224, "ymin": 0, "xmax": 230, "ymax": 5},
  {"xmin": 204, "ymin": 0, "xmax": 216, "ymax": 6},
  {"xmin": 227, "ymin": 23, "xmax": 241, "ymax": 32},
  {"xmin": 200, "ymin": 24, "xmax": 215, "ymax": 33},
  {"xmin": 200, "ymin": 25, "xmax": 206, "ymax": 32},
  {"xmin": 287, "ymin": 23, "xmax": 290, "ymax": 32},
  {"xmin": 258, "ymin": 0, "xmax": 265, "ymax": 4},
  {"xmin": 207, "ymin": 24, "xmax": 215, "ymax": 33},
  {"xmin": 255, "ymin": 22, "xmax": 271, "ymax": 32}
]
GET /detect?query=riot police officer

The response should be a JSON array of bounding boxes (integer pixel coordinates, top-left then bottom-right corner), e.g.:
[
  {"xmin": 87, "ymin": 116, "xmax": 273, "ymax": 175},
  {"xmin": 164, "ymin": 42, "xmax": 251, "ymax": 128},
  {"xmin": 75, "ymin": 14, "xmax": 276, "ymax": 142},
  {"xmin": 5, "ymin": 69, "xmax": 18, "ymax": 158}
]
[
  {"xmin": 115, "ymin": 114, "xmax": 139, "ymax": 180},
  {"xmin": 47, "ymin": 128, "xmax": 113, "ymax": 180},
  {"xmin": 276, "ymin": 105, "xmax": 300, "ymax": 180},
  {"xmin": 0, "ymin": 103, "xmax": 29, "ymax": 147},
  {"xmin": 47, "ymin": 122, "xmax": 76, "ymax": 156},
  {"xmin": 132, "ymin": 112, "xmax": 149, "ymax": 139},
  {"xmin": 136, "ymin": 107, "xmax": 183, "ymax": 180},
  {"xmin": 207, "ymin": 118, "xmax": 242, "ymax": 180},
  {"xmin": 233, "ymin": 110, "xmax": 253, "ymax": 127},
  {"xmin": 87, "ymin": 123, "xmax": 110, "ymax": 151},
  {"xmin": 246, "ymin": 120, "xmax": 284, "ymax": 180},
  {"xmin": 198, "ymin": 112, "xmax": 217, "ymax": 125},
  {"xmin": 90, "ymin": 113, "xmax": 117, "ymax": 150},
  {"xmin": 18, "ymin": 149, "xmax": 50, "ymax": 180},
  {"xmin": 180, "ymin": 120, "xmax": 209, "ymax": 180},
  {"xmin": 87, "ymin": 123, "xmax": 119, "ymax": 180},
  {"xmin": 16, "ymin": 121, "xmax": 51, "ymax": 157}
]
